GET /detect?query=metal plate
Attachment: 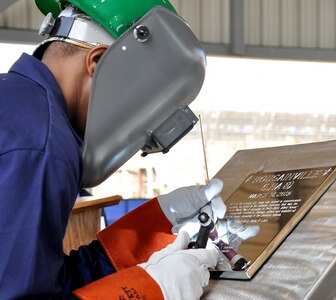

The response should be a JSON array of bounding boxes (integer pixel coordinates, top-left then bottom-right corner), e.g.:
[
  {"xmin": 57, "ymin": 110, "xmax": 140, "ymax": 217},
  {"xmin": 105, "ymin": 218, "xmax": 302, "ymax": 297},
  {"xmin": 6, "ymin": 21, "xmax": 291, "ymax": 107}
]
[
  {"xmin": 211, "ymin": 166, "xmax": 336, "ymax": 280},
  {"xmin": 202, "ymin": 140, "xmax": 336, "ymax": 299}
]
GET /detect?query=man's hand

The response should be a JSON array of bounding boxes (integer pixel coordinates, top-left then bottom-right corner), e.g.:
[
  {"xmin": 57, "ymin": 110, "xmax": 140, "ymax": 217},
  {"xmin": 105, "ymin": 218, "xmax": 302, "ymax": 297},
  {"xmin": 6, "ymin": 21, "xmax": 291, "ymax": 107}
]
[
  {"xmin": 138, "ymin": 231, "xmax": 219, "ymax": 300},
  {"xmin": 157, "ymin": 178, "xmax": 226, "ymax": 236}
]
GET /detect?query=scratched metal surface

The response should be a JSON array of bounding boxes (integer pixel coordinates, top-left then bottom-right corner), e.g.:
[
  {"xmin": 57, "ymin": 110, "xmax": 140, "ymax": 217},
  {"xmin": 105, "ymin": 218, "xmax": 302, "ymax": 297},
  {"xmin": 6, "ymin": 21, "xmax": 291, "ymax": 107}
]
[{"xmin": 202, "ymin": 140, "xmax": 336, "ymax": 300}]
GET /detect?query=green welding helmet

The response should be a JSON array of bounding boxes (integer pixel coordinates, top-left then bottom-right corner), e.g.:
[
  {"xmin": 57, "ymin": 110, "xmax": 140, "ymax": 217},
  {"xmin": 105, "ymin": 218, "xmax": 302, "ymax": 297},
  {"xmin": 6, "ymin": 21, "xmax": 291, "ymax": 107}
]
[
  {"xmin": 35, "ymin": 0, "xmax": 206, "ymax": 188},
  {"xmin": 35, "ymin": 0, "xmax": 176, "ymax": 39}
]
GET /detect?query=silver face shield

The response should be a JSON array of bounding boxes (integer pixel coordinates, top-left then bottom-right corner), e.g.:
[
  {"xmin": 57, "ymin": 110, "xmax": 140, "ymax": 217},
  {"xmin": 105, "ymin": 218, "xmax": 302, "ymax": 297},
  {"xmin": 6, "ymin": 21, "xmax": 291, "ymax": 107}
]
[{"xmin": 82, "ymin": 7, "xmax": 206, "ymax": 187}]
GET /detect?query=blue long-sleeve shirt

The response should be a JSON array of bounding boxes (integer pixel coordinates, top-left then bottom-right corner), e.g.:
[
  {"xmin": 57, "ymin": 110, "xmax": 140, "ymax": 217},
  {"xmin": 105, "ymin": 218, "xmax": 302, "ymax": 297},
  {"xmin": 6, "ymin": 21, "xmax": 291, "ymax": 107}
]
[{"xmin": 0, "ymin": 53, "xmax": 114, "ymax": 299}]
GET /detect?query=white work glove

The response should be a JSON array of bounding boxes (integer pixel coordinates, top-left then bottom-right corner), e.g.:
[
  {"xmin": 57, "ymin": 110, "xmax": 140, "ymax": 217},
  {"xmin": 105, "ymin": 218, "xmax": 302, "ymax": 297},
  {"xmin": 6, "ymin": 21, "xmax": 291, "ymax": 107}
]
[
  {"xmin": 138, "ymin": 231, "xmax": 219, "ymax": 300},
  {"xmin": 157, "ymin": 178, "xmax": 226, "ymax": 236}
]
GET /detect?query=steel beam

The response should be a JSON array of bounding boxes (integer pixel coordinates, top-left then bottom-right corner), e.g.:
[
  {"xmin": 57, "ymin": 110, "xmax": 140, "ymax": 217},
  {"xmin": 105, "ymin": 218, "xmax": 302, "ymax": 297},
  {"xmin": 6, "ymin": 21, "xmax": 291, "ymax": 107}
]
[
  {"xmin": 0, "ymin": 28, "xmax": 42, "ymax": 45},
  {"xmin": 230, "ymin": 0, "xmax": 245, "ymax": 56},
  {"xmin": 0, "ymin": 0, "xmax": 19, "ymax": 12},
  {"xmin": 203, "ymin": 43, "xmax": 336, "ymax": 62}
]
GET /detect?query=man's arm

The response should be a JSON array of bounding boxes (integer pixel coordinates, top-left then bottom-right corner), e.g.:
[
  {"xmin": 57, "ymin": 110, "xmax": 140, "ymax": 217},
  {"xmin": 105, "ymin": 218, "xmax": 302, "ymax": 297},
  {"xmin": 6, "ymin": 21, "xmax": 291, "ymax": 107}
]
[
  {"xmin": 96, "ymin": 198, "xmax": 175, "ymax": 271},
  {"xmin": 74, "ymin": 232, "xmax": 218, "ymax": 300},
  {"xmin": 63, "ymin": 240, "xmax": 115, "ymax": 292},
  {"xmin": 0, "ymin": 149, "xmax": 116, "ymax": 297},
  {"xmin": 0, "ymin": 150, "xmax": 79, "ymax": 298}
]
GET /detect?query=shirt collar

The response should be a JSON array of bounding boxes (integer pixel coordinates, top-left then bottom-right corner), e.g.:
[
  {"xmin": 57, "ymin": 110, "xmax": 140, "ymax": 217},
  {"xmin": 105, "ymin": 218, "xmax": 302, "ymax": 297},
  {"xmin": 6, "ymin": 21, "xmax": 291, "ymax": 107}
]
[{"xmin": 9, "ymin": 53, "xmax": 68, "ymax": 114}]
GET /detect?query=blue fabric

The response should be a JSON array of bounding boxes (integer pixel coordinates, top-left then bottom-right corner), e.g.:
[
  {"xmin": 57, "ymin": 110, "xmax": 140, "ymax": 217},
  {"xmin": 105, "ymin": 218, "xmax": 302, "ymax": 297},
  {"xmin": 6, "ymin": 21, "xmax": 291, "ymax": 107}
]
[
  {"xmin": 0, "ymin": 53, "xmax": 114, "ymax": 299},
  {"xmin": 63, "ymin": 240, "xmax": 114, "ymax": 295}
]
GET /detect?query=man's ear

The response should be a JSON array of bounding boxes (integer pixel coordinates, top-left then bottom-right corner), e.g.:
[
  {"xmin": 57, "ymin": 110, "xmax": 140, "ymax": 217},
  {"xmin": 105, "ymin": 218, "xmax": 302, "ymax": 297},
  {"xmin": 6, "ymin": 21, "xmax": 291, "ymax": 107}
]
[{"xmin": 86, "ymin": 45, "xmax": 108, "ymax": 77}]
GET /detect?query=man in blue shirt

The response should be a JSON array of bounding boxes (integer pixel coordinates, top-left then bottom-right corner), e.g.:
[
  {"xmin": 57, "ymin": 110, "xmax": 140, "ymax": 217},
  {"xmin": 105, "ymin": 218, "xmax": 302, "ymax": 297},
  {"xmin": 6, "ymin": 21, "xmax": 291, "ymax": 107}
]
[
  {"xmin": 0, "ymin": 1, "xmax": 226, "ymax": 299},
  {"xmin": 0, "ymin": 44, "xmax": 115, "ymax": 298}
]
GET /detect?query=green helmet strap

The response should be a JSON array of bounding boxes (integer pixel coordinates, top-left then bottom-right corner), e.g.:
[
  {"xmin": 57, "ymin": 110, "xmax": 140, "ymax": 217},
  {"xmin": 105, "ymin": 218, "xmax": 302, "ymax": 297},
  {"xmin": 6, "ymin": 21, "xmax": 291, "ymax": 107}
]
[{"xmin": 35, "ymin": 0, "xmax": 176, "ymax": 39}]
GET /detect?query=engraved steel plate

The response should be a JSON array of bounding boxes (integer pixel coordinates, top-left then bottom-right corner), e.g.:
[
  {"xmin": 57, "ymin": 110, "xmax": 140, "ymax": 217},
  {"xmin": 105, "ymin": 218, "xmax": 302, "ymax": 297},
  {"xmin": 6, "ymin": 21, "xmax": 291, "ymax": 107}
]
[{"xmin": 211, "ymin": 166, "xmax": 336, "ymax": 279}]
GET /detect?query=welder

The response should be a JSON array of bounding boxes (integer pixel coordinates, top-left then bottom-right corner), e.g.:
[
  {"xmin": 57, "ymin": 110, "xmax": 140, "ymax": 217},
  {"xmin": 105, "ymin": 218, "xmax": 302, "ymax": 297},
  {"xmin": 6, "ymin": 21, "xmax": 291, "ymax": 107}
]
[{"xmin": 0, "ymin": 0, "xmax": 226, "ymax": 299}]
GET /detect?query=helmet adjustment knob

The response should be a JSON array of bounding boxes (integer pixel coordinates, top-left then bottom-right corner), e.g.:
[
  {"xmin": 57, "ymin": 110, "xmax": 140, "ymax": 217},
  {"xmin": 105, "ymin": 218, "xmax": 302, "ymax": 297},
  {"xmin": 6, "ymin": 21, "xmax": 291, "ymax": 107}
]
[
  {"xmin": 133, "ymin": 25, "xmax": 150, "ymax": 42},
  {"xmin": 39, "ymin": 12, "xmax": 56, "ymax": 36}
]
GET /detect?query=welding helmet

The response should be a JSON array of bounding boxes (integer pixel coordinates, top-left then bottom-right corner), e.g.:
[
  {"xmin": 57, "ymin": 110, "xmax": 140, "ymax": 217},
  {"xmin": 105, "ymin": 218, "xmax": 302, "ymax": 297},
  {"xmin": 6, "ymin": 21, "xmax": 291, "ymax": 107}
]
[{"xmin": 35, "ymin": 0, "xmax": 206, "ymax": 188}]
